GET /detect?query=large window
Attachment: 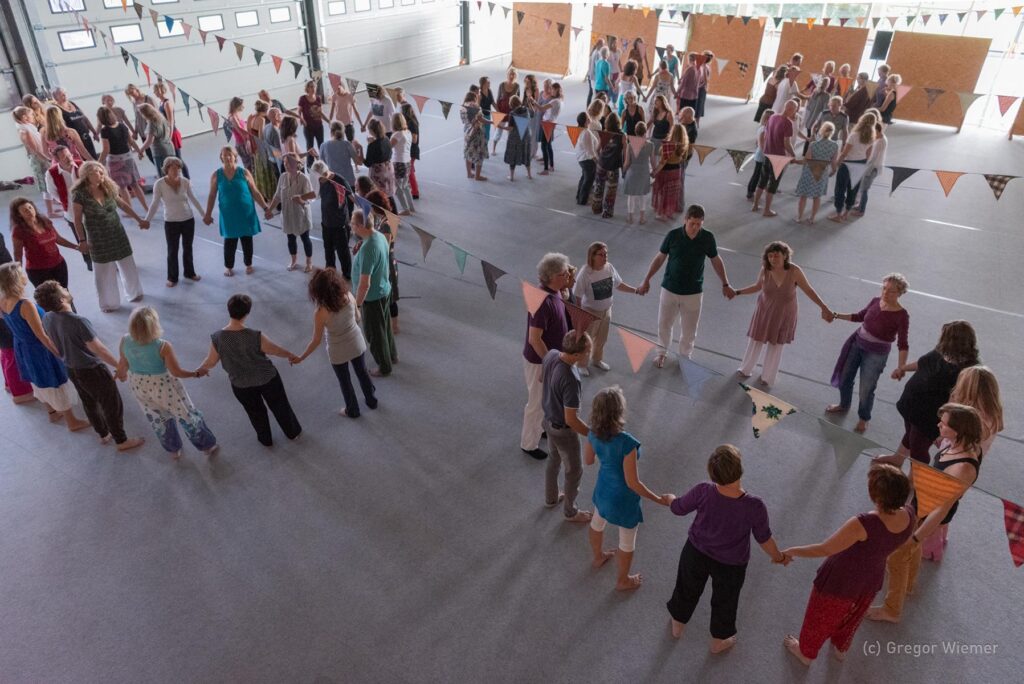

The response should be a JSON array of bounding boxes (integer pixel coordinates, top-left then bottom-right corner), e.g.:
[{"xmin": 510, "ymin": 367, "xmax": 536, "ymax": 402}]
[
  {"xmin": 327, "ymin": 1, "xmax": 346, "ymax": 15},
  {"xmin": 379, "ymin": 0, "xmax": 395, "ymax": 8},
  {"xmin": 49, "ymin": 0, "xmax": 85, "ymax": 13},
  {"xmin": 354, "ymin": 0, "xmax": 371, "ymax": 12},
  {"xmin": 197, "ymin": 14, "xmax": 224, "ymax": 32},
  {"xmin": 103, "ymin": 0, "xmax": 125, "ymax": 7},
  {"xmin": 58, "ymin": 29, "xmax": 96, "ymax": 51},
  {"xmin": 401, "ymin": 0, "xmax": 416, "ymax": 5},
  {"xmin": 269, "ymin": 6, "xmax": 291, "ymax": 23},
  {"xmin": 110, "ymin": 23, "xmax": 144, "ymax": 44},
  {"xmin": 150, "ymin": 0, "xmax": 180, "ymax": 4},
  {"xmin": 157, "ymin": 18, "xmax": 185, "ymax": 38},
  {"xmin": 235, "ymin": 10, "xmax": 260, "ymax": 27}
]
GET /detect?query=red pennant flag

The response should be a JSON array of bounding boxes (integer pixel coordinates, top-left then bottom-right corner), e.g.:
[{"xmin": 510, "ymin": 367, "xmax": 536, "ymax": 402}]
[
  {"xmin": 209, "ymin": 108, "xmax": 220, "ymax": 134},
  {"xmin": 198, "ymin": 29, "xmax": 208, "ymax": 45},
  {"xmin": 996, "ymin": 95, "xmax": 1018, "ymax": 116},
  {"xmin": 522, "ymin": 281, "xmax": 548, "ymax": 316},
  {"xmin": 541, "ymin": 120, "xmax": 556, "ymax": 142},
  {"xmin": 216, "ymin": 35, "xmax": 226, "ymax": 51},
  {"xmin": 616, "ymin": 328, "xmax": 656, "ymax": 372},
  {"xmin": 1003, "ymin": 499, "xmax": 1024, "ymax": 567},
  {"xmin": 412, "ymin": 94, "xmax": 429, "ymax": 113},
  {"xmin": 141, "ymin": 62, "xmax": 151, "ymax": 85},
  {"xmin": 272, "ymin": 55, "xmax": 283, "ymax": 73},
  {"xmin": 182, "ymin": 22, "xmax": 192, "ymax": 40},
  {"xmin": 565, "ymin": 125, "xmax": 582, "ymax": 147},
  {"xmin": 328, "ymin": 72, "xmax": 342, "ymax": 92},
  {"xmin": 544, "ymin": 19, "xmax": 552, "ymax": 31}
]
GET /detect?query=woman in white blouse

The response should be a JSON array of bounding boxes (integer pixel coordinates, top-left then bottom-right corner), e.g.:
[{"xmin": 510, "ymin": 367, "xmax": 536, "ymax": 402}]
[
  {"xmin": 144, "ymin": 157, "xmax": 205, "ymax": 287},
  {"xmin": 572, "ymin": 241, "xmax": 640, "ymax": 376}
]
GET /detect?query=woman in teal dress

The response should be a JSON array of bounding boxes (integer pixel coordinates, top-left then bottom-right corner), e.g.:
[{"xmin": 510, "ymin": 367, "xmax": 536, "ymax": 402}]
[
  {"xmin": 584, "ymin": 386, "xmax": 673, "ymax": 591},
  {"xmin": 203, "ymin": 146, "xmax": 268, "ymax": 276}
]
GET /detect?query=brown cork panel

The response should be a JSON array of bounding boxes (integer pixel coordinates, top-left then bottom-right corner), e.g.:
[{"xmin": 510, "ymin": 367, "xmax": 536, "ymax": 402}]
[
  {"xmin": 511, "ymin": 3, "xmax": 572, "ymax": 76},
  {"xmin": 688, "ymin": 14, "xmax": 764, "ymax": 99},
  {"xmin": 776, "ymin": 23, "xmax": 868, "ymax": 84},
  {"xmin": 591, "ymin": 6, "xmax": 658, "ymax": 82},
  {"xmin": 1012, "ymin": 103, "xmax": 1024, "ymax": 138},
  {"xmin": 886, "ymin": 32, "xmax": 991, "ymax": 129}
]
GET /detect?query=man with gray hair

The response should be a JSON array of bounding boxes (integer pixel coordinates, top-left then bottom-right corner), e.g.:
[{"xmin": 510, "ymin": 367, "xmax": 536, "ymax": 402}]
[
  {"xmin": 542, "ymin": 330, "xmax": 593, "ymax": 522},
  {"xmin": 521, "ymin": 252, "xmax": 573, "ymax": 460}
]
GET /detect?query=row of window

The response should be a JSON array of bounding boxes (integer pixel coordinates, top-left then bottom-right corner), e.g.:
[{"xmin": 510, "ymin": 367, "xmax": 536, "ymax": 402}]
[
  {"xmin": 328, "ymin": 0, "xmax": 432, "ymax": 15},
  {"xmin": 50, "ymin": 0, "xmax": 432, "ymax": 16}
]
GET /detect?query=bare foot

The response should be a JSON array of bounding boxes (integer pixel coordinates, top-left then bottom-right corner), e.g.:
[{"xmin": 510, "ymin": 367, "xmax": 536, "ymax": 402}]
[
  {"xmin": 12, "ymin": 394, "xmax": 36, "ymax": 404},
  {"xmin": 48, "ymin": 410, "xmax": 63, "ymax": 423},
  {"xmin": 166, "ymin": 280, "xmax": 177, "ymax": 288},
  {"xmin": 116, "ymin": 437, "xmax": 145, "ymax": 452},
  {"xmin": 615, "ymin": 574, "xmax": 643, "ymax": 591},
  {"xmin": 762, "ymin": 209, "xmax": 777, "ymax": 217},
  {"xmin": 784, "ymin": 635, "xmax": 811, "ymax": 665},
  {"xmin": 670, "ymin": 618, "xmax": 685, "ymax": 639},
  {"xmin": 751, "ymin": 205, "xmax": 760, "ymax": 213},
  {"xmin": 304, "ymin": 261, "xmax": 313, "ymax": 273},
  {"xmin": 653, "ymin": 355, "xmax": 666, "ymax": 369},
  {"xmin": 171, "ymin": 450, "xmax": 183, "ymax": 461},
  {"xmin": 369, "ymin": 368, "xmax": 384, "ymax": 377},
  {"xmin": 100, "ymin": 434, "xmax": 112, "ymax": 445},
  {"xmin": 638, "ymin": 216, "xmax": 646, "ymax": 225},
  {"xmin": 831, "ymin": 644, "xmax": 847, "ymax": 662},
  {"xmin": 854, "ymin": 420, "xmax": 868, "ymax": 433},
  {"xmin": 204, "ymin": 444, "xmax": 220, "ymax": 460},
  {"xmin": 866, "ymin": 606, "xmax": 900, "ymax": 623},
  {"xmin": 824, "ymin": 404, "xmax": 848, "ymax": 414},
  {"xmin": 224, "ymin": 268, "xmax": 234, "ymax": 277},
  {"xmin": 287, "ymin": 261, "xmax": 299, "ymax": 271},
  {"xmin": 828, "ymin": 213, "xmax": 845, "ymax": 223},
  {"xmin": 565, "ymin": 510, "xmax": 593, "ymax": 523},
  {"xmin": 67, "ymin": 417, "xmax": 90, "ymax": 432},
  {"xmin": 757, "ymin": 377, "xmax": 770, "ymax": 387},
  {"xmin": 591, "ymin": 550, "xmax": 616, "ymax": 568},
  {"xmin": 850, "ymin": 210, "xmax": 864, "ymax": 217},
  {"xmin": 188, "ymin": 275, "xmax": 202, "ymax": 282},
  {"xmin": 710, "ymin": 636, "xmax": 737, "ymax": 654},
  {"xmin": 736, "ymin": 370, "xmax": 752, "ymax": 378},
  {"xmin": 466, "ymin": 172, "xmax": 473, "ymax": 179},
  {"xmin": 245, "ymin": 265, "xmax": 255, "ymax": 275},
  {"xmin": 506, "ymin": 174, "xmax": 514, "ymax": 182},
  {"xmin": 475, "ymin": 175, "xmax": 488, "ymax": 181}
]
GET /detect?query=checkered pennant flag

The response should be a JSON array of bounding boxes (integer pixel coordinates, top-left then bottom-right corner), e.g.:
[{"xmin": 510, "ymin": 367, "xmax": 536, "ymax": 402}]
[{"xmin": 736, "ymin": 61, "xmax": 749, "ymax": 75}]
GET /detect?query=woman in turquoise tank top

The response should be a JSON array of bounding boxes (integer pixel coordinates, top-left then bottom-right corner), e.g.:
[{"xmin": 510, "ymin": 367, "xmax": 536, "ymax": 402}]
[
  {"xmin": 202, "ymin": 146, "xmax": 268, "ymax": 277},
  {"xmin": 117, "ymin": 306, "xmax": 218, "ymax": 460}
]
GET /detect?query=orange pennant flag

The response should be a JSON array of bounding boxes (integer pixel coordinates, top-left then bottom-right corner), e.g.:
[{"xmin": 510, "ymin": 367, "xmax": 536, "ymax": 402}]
[
  {"xmin": 766, "ymin": 154, "xmax": 792, "ymax": 179},
  {"xmin": 934, "ymin": 170, "xmax": 965, "ymax": 197},
  {"xmin": 996, "ymin": 95, "xmax": 1018, "ymax": 116},
  {"xmin": 642, "ymin": 7, "xmax": 650, "ymax": 18},
  {"xmin": 1014, "ymin": 6, "xmax": 1023, "ymax": 17},
  {"xmin": 910, "ymin": 460, "xmax": 969, "ymax": 518},
  {"xmin": 837, "ymin": 76, "xmax": 853, "ymax": 96},
  {"xmin": 490, "ymin": 110, "xmax": 507, "ymax": 129},
  {"xmin": 272, "ymin": 55, "xmax": 283, "ymax": 73},
  {"xmin": 806, "ymin": 17, "xmax": 816, "ymax": 28},
  {"xmin": 521, "ymin": 281, "xmax": 548, "ymax": 316},
  {"xmin": 894, "ymin": 84, "xmax": 913, "ymax": 103},
  {"xmin": 541, "ymin": 120, "xmax": 556, "ymax": 142},
  {"xmin": 616, "ymin": 328, "xmax": 656, "ymax": 373},
  {"xmin": 692, "ymin": 144, "xmax": 714, "ymax": 165},
  {"xmin": 565, "ymin": 125, "xmax": 582, "ymax": 147}
]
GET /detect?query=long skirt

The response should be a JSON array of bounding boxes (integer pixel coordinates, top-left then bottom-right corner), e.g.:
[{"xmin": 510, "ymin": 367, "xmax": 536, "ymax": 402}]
[
  {"xmin": 253, "ymin": 150, "xmax": 280, "ymax": 202},
  {"xmin": 652, "ymin": 166, "xmax": 682, "ymax": 217},
  {"xmin": 106, "ymin": 153, "xmax": 143, "ymax": 190},
  {"xmin": 128, "ymin": 371, "xmax": 216, "ymax": 453}
]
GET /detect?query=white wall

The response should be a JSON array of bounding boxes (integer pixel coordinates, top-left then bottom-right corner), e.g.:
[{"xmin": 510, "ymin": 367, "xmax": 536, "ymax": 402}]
[{"xmin": 467, "ymin": 1, "xmax": 512, "ymax": 64}]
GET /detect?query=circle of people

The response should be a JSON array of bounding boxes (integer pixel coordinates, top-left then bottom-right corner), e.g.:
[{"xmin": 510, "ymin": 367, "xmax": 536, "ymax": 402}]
[{"xmin": 4, "ymin": 47, "xmax": 1005, "ymax": 668}]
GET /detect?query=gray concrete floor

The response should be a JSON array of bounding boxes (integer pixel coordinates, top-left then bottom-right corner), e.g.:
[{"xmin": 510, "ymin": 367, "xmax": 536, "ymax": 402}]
[{"xmin": 1, "ymin": 56, "xmax": 1022, "ymax": 682}]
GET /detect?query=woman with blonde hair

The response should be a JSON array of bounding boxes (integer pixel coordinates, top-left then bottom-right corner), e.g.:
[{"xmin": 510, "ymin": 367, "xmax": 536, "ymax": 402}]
[
  {"xmin": 249, "ymin": 100, "xmax": 277, "ymax": 200},
  {"xmin": 13, "ymin": 107, "xmax": 51, "ymax": 197},
  {"xmin": 42, "ymin": 106, "xmax": 92, "ymax": 162},
  {"xmin": 137, "ymin": 104, "xmax": 176, "ymax": 178},
  {"xmin": 71, "ymin": 161, "xmax": 148, "ymax": 311},
  {"xmin": 794, "ymin": 121, "xmax": 839, "ymax": 224},
  {"xmin": 118, "ymin": 307, "xmax": 218, "ymax": 461},
  {"xmin": 0, "ymin": 262, "xmax": 89, "ymax": 430},
  {"xmin": 949, "ymin": 365, "xmax": 1003, "ymax": 455},
  {"xmin": 492, "ymin": 67, "xmax": 520, "ymax": 155},
  {"xmin": 878, "ymin": 74, "xmax": 902, "ymax": 125},
  {"xmin": 95, "ymin": 105, "xmax": 148, "ymax": 211},
  {"xmin": 573, "ymin": 242, "xmax": 640, "ymax": 375},
  {"xmin": 585, "ymin": 386, "xmax": 672, "ymax": 591},
  {"xmin": 828, "ymin": 112, "xmax": 876, "ymax": 222},
  {"xmin": 390, "ymin": 112, "xmax": 415, "ymax": 214},
  {"xmin": 21, "ymin": 94, "xmax": 47, "ymax": 129},
  {"xmin": 651, "ymin": 123, "xmax": 687, "ymax": 222}
]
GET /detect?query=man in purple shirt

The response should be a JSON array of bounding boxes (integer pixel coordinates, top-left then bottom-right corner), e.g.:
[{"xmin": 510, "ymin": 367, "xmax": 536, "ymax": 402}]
[
  {"xmin": 751, "ymin": 100, "xmax": 797, "ymax": 218},
  {"xmin": 666, "ymin": 445, "xmax": 788, "ymax": 652},
  {"xmin": 521, "ymin": 253, "xmax": 572, "ymax": 460}
]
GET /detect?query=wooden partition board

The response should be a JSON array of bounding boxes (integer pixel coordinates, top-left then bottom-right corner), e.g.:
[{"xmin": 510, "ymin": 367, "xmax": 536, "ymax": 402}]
[
  {"xmin": 591, "ymin": 6, "xmax": 658, "ymax": 80},
  {"xmin": 512, "ymin": 3, "xmax": 572, "ymax": 75},
  {"xmin": 887, "ymin": 33, "xmax": 991, "ymax": 128},
  {"xmin": 1012, "ymin": 104, "xmax": 1024, "ymax": 139},
  {"xmin": 688, "ymin": 14, "xmax": 764, "ymax": 99},
  {"xmin": 776, "ymin": 24, "xmax": 868, "ymax": 80}
]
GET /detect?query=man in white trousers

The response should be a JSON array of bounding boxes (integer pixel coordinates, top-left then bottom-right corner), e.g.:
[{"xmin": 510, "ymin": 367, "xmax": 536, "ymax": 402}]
[{"xmin": 637, "ymin": 204, "xmax": 734, "ymax": 367}]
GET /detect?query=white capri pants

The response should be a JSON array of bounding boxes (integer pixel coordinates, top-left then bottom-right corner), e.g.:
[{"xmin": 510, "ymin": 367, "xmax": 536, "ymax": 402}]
[
  {"xmin": 738, "ymin": 338, "xmax": 785, "ymax": 387},
  {"xmin": 590, "ymin": 508, "xmax": 638, "ymax": 552},
  {"xmin": 626, "ymin": 193, "xmax": 650, "ymax": 215}
]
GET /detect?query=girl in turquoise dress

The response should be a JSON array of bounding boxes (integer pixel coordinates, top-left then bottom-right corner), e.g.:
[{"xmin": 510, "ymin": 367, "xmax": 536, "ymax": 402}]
[
  {"xmin": 203, "ymin": 146, "xmax": 267, "ymax": 276},
  {"xmin": 584, "ymin": 386, "xmax": 674, "ymax": 591}
]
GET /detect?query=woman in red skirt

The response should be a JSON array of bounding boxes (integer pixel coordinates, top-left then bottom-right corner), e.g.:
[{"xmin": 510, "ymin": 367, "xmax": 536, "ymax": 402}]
[{"xmin": 650, "ymin": 124, "xmax": 687, "ymax": 222}]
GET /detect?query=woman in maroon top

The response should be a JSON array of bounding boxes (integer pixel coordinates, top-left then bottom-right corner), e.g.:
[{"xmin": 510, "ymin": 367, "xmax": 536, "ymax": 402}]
[
  {"xmin": 826, "ymin": 274, "xmax": 910, "ymax": 433},
  {"xmin": 9, "ymin": 198, "xmax": 79, "ymax": 289},
  {"xmin": 781, "ymin": 463, "xmax": 914, "ymax": 665},
  {"xmin": 297, "ymin": 81, "xmax": 326, "ymax": 169}
]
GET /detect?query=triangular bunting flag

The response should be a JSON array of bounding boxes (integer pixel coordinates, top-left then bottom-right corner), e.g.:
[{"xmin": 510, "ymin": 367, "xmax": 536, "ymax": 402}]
[
  {"xmin": 871, "ymin": 17, "xmax": 880, "ymax": 28},
  {"xmin": 328, "ymin": 72, "xmax": 342, "ymax": 92},
  {"xmin": 385, "ymin": 87, "xmax": 402, "ymax": 103},
  {"xmin": 807, "ymin": 160, "xmax": 829, "ymax": 181},
  {"xmin": 982, "ymin": 174, "xmax": 1016, "ymax": 201},
  {"xmin": 976, "ymin": 10, "xmax": 987, "ymax": 21},
  {"xmin": 382, "ymin": 210, "xmax": 401, "ymax": 234},
  {"xmin": 198, "ymin": 28, "xmax": 208, "ymax": 44},
  {"xmin": 565, "ymin": 302, "xmax": 598, "ymax": 333},
  {"xmin": 134, "ymin": 2, "xmax": 143, "ymax": 20},
  {"xmin": 516, "ymin": 10, "xmax": 524, "ymax": 24},
  {"xmin": 656, "ymin": 46, "xmax": 665, "ymax": 61},
  {"xmin": 906, "ymin": 15, "xmax": 916, "ymax": 26},
  {"xmin": 758, "ymin": 16, "xmax": 767, "ymax": 28},
  {"xmin": 513, "ymin": 115, "xmax": 529, "ymax": 139},
  {"xmin": 502, "ymin": 6, "xmax": 510, "ymax": 19},
  {"xmin": 164, "ymin": 15, "xmax": 173, "ymax": 32},
  {"xmin": 865, "ymin": 81, "xmax": 879, "ymax": 100},
  {"xmin": 934, "ymin": 170, "xmax": 966, "ymax": 197},
  {"xmin": 332, "ymin": 181, "xmax": 346, "ymax": 204},
  {"xmin": 541, "ymin": 120, "xmax": 556, "ymax": 142},
  {"xmin": 939, "ymin": 13, "xmax": 948, "ymax": 24},
  {"xmin": 1003, "ymin": 499, "xmax": 1024, "ymax": 567},
  {"xmin": 452, "ymin": 245, "xmax": 468, "ymax": 274},
  {"xmin": 773, "ymin": 16, "xmax": 783, "ymax": 28},
  {"xmin": 1014, "ymin": 6, "xmax": 1023, "ymax": 17},
  {"xmin": 181, "ymin": 91, "xmax": 190, "ymax": 114},
  {"xmin": 616, "ymin": 328, "xmax": 655, "ymax": 373},
  {"xmin": 886, "ymin": 16, "xmax": 898, "ymax": 27},
  {"xmin": 765, "ymin": 154, "xmax": 792, "ymax": 179},
  {"xmin": 565, "ymin": 125, "xmax": 582, "ymax": 148},
  {"xmin": 166, "ymin": 80, "xmax": 176, "ymax": 101},
  {"xmin": 557, "ymin": 23, "xmax": 565, "ymax": 38},
  {"xmin": 692, "ymin": 145, "xmax": 714, "ymax": 165},
  {"xmin": 837, "ymin": 76, "xmax": 853, "ymax": 96},
  {"xmin": 411, "ymin": 94, "xmax": 428, "ymax": 114},
  {"xmin": 957, "ymin": 12, "xmax": 968, "ymax": 23},
  {"xmin": 921, "ymin": 14, "xmax": 931, "ymax": 25},
  {"xmin": 957, "ymin": 91, "xmax": 983, "ymax": 116},
  {"xmin": 572, "ymin": 26, "xmax": 582, "ymax": 39},
  {"xmin": 272, "ymin": 55, "xmax": 284, "ymax": 73},
  {"xmin": 894, "ymin": 84, "xmax": 913, "ymax": 103},
  {"xmin": 439, "ymin": 101, "xmax": 453, "ymax": 119},
  {"xmin": 910, "ymin": 460, "xmax": 969, "ymax": 517},
  {"xmin": 923, "ymin": 88, "xmax": 944, "ymax": 108},
  {"xmin": 411, "ymin": 226, "xmax": 435, "ymax": 261},
  {"xmin": 121, "ymin": 0, "xmax": 127, "ymax": 11},
  {"xmin": 741, "ymin": 15, "xmax": 751, "ymax": 25},
  {"xmin": 196, "ymin": 103, "xmax": 203, "ymax": 121},
  {"xmin": 806, "ymin": 17, "xmax": 816, "ymax": 28},
  {"xmin": 365, "ymin": 83, "xmax": 382, "ymax": 99},
  {"xmin": 215, "ymin": 35, "xmax": 226, "ymax": 51},
  {"xmin": 856, "ymin": 16, "xmax": 866, "ymax": 27},
  {"xmin": 252, "ymin": 49, "xmax": 264, "ymax": 66},
  {"xmin": 209, "ymin": 108, "xmax": 220, "ymax": 134},
  {"xmin": 481, "ymin": 261, "xmax": 505, "ymax": 299},
  {"xmin": 292, "ymin": 61, "xmax": 304, "ymax": 79},
  {"xmin": 742, "ymin": 384, "xmax": 797, "ymax": 438},
  {"xmin": 544, "ymin": 19, "xmax": 552, "ymax": 31},
  {"xmin": 347, "ymin": 78, "xmax": 360, "ymax": 93},
  {"xmin": 996, "ymin": 95, "xmax": 1018, "ymax": 116},
  {"xmin": 822, "ymin": 18, "xmax": 831, "ymax": 26},
  {"xmin": 182, "ymin": 21, "xmax": 191, "ymax": 40},
  {"xmin": 488, "ymin": 2, "xmax": 495, "ymax": 15},
  {"xmin": 121, "ymin": 47, "xmax": 130, "ymax": 65},
  {"xmin": 889, "ymin": 167, "xmax": 918, "ymax": 194},
  {"xmin": 736, "ymin": 61, "xmax": 749, "ymax": 75},
  {"xmin": 725, "ymin": 15, "xmax": 734, "ymax": 24},
  {"xmin": 490, "ymin": 111, "xmax": 506, "ymax": 127},
  {"xmin": 726, "ymin": 149, "xmax": 751, "ymax": 173},
  {"xmin": 612, "ymin": 3, "xmax": 620, "ymax": 12},
  {"xmin": 130, "ymin": 54, "xmax": 139, "ymax": 75},
  {"xmin": 354, "ymin": 193, "xmax": 372, "ymax": 218},
  {"xmin": 149, "ymin": 9, "xmax": 159, "ymax": 27},
  {"xmin": 839, "ymin": 17, "xmax": 848, "ymax": 27},
  {"xmin": 682, "ymin": 11, "xmax": 690, "ymax": 22},
  {"xmin": 642, "ymin": 7, "xmax": 651, "ymax": 18},
  {"xmin": 234, "ymin": 42, "xmax": 245, "ymax": 61},
  {"xmin": 761, "ymin": 65, "xmax": 773, "ymax": 80},
  {"xmin": 844, "ymin": 161, "xmax": 869, "ymax": 189},
  {"xmin": 715, "ymin": 57, "xmax": 729, "ymax": 75}
]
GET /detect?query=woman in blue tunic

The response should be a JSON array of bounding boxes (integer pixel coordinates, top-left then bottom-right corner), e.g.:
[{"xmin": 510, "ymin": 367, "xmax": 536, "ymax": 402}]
[
  {"xmin": 0, "ymin": 262, "xmax": 89, "ymax": 430},
  {"xmin": 203, "ymin": 146, "xmax": 268, "ymax": 277},
  {"xmin": 584, "ymin": 386, "xmax": 674, "ymax": 591}
]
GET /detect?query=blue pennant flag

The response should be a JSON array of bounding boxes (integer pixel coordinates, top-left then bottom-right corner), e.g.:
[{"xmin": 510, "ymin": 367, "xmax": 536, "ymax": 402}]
[{"xmin": 513, "ymin": 115, "xmax": 529, "ymax": 139}]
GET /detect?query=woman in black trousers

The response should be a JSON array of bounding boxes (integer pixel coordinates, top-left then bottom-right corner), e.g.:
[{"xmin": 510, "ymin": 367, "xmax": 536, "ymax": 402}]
[
  {"xmin": 196, "ymin": 295, "xmax": 302, "ymax": 447},
  {"xmin": 145, "ymin": 157, "xmax": 205, "ymax": 287}
]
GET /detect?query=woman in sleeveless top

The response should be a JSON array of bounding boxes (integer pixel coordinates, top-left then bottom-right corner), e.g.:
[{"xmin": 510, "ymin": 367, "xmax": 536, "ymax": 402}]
[
  {"xmin": 296, "ymin": 268, "xmax": 377, "ymax": 418},
  {"xmin": 13, "ymin": 106, "xmax": 51, "ymax": 197},
  {"xmin": 96, "ymin": 106, "xmax": 148, "ymax": 212},
  {"xmin": 645, "ymin": 61, "xmax": 677, "ymax": 118},
  {"xmin": 878, "ymin": 74, "xmax": 902, "ymax": 124},
  {"xmin": 53, "ymin": 87, "xmax": 99, "ymax": 160},
  {"xmin": 734, "ymin": 242, "xmax": 832, "ymax": 387},
  {"xmin": 117, "ymin": 307, "xmax": 218, "ymax": 460},
  {"xmin": 203, "ymin": 146, "xmax": 267, "ymax": 276},
  {"xmin": 650, "ymin": 123, "xmax": 686, "ymax": 222},
  {"xmin": 755, "ymin": 66, "xmax": 787, "ymax": 123},
  {"xmin": 616, "ymin": 60, "xmax": 641, "ymax": 116},
  {"xmin": 647, "ymin": 96, "xmax": 673, "ymax": 157},
  {"xmin": 620, "ymin": 91, "xmax": 645, "ymax": 136},
  {"xmin": 782, "ymin": 464, "xmax": 915, "ymax": 665},
  {"xmin": 868, "ymin": 404, "xmax": 983, "ymax": 624},
  {"xmin": 0, "ymin": 262, "xmax": 88, "ymax": 430},
  {"xmin": 42, "ymin": 105, "xmax": 93, "ymax": 163},
  {"xmin": 621, "ymin": 121, "xmax": 653, "ymax": 224}
]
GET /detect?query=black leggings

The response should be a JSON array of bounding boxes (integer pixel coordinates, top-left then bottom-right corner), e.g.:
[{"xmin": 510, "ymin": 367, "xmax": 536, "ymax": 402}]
[
  {"xmin": 287, "ymin": 232, "xmax": 313, "ymax": 257},
  {"xmin": 164, "ymin": 218, "xmax": 195, "ymax": 283},
  {"xmin": 538, "ymin": 127, "xmax": 554, "ymax": 170},
  {"xmin": 304, "ymin": 126, "xmax": 324, "ymax": 168},
  {"xmin": 27, "ymin": 259, "xmax": 69, "ymax": 288},
  {"xmin": 223, "ymin": 236, "xmax": 254, "ymax": 268},
  {"xmin": 747, "ymin": 161, "xmax": 764, "ymax": 197},
  {"xmin": 322, "ymin": 222, "xmax": 351, "ymax": 279},
  {"xmin": 332, "ymin": 353, "xmax": 377, "ymax": 418}
]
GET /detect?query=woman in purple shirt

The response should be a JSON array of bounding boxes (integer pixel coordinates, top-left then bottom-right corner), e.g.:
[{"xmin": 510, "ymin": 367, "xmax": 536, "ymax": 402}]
[
  {"xmin": 826, "ymin": 274, "xmax": 910, "ymax": 433},
  {"xmin": 781, "ymin": 463, "xmax": 914, "ymax": 665},
  {"xmin": 666, "ymin": 445, "xmax": 787, "ymax": 653}
]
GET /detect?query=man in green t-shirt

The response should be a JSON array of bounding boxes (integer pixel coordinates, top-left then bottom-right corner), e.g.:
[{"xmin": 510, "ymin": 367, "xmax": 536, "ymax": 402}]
[
  {"xmin": 352, "ymin": 209, "xmax": 396, "ymax": 376},
  {"xmin": 638, "ymin": 204, "xmax": 735, "ymax": 366}
]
